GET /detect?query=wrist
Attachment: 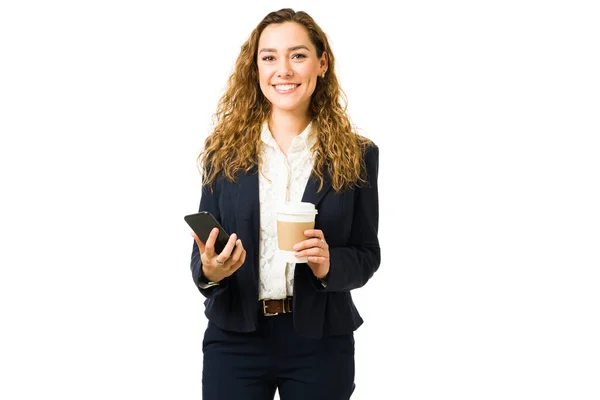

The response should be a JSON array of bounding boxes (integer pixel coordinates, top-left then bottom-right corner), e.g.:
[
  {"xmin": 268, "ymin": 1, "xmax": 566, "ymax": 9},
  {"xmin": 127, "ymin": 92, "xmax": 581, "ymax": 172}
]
[
  {"xmin": 315, "ymin": 268, "xmax": 329, "ymax": 280},
  {"xmin": 201, "ymin": 265, "xmax": 220, "ymax": 284}
]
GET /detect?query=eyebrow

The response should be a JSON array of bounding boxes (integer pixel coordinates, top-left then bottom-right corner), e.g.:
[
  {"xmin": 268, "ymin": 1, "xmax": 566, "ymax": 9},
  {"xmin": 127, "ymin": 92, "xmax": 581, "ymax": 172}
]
[{"xmin": 258, "ymin": 45, "xmax": 310, "ymax": 54}]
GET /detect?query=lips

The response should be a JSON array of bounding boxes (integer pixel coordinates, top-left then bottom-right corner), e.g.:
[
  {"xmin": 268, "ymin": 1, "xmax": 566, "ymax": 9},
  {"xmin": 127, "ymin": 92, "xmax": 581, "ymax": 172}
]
[{"xmin": 273, "ymin": 83, "xmax": 300, "ymax": 93}]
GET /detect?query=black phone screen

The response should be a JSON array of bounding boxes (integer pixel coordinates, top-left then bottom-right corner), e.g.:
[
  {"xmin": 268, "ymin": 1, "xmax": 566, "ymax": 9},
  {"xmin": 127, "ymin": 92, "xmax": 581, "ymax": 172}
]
[{"xmin": 184, "ymin": 211, "xmax": 230, "ymax": 254}]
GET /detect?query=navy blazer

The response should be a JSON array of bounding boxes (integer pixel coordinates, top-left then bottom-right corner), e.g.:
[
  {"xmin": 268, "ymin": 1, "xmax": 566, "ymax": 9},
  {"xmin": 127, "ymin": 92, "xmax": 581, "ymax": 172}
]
[{"xmin": 190, "ymin": 143, "xmax": 380, "ymax": 338}]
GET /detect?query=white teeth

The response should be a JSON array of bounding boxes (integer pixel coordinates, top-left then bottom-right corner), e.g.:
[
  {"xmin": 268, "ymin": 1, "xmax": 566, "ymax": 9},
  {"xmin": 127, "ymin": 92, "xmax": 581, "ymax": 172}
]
[{"xmin": 275, "ymin": 84, "xmax": 298, "ymax": 91}]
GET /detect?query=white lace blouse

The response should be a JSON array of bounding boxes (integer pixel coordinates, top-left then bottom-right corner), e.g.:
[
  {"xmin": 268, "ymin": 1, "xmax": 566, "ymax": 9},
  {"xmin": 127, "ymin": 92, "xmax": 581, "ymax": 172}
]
[{"xmin": 258, "ymin": 121, "xmax": 316, "ymax": 300}]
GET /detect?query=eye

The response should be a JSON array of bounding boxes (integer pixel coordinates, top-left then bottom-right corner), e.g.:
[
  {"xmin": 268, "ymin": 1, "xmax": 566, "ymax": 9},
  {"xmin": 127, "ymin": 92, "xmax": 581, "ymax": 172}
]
[
  {"xmin": 261, "ymin": 55, "xmax": 275, "ymax": 61},
  {"xmin": 292, "ymin": 53, "xmax": 307, "ymax": 59}
]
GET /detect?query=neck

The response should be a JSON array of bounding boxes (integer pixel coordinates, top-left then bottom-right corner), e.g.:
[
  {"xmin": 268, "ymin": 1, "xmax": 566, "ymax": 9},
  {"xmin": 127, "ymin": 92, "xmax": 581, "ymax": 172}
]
[{"xmin": 268, "ymin": 109, "xmax": 311, "ymax": 139}]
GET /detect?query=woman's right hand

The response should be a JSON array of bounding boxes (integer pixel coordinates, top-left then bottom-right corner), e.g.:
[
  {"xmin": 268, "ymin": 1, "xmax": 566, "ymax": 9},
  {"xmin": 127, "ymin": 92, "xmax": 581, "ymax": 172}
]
[{"xmin": 191, "ymin": 228, "xmax": 246, "ymax": 283}]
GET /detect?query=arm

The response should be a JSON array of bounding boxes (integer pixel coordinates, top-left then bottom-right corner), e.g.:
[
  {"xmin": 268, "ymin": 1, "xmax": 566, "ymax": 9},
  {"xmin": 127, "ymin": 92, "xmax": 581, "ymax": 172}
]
[
  {"xmin": 320, "ymin": 144, "xmax": 380, "ymax": 292},
  {"xmin": 190, "ymin": 179, "xmax": 230, "ymax": 298}
]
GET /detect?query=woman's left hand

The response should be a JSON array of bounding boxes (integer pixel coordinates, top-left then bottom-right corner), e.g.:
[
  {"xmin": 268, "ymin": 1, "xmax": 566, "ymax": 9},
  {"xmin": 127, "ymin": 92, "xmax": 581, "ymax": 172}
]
[{"xmin": 293, "ymin": 229, "xmax": 330, "ymax": 279}]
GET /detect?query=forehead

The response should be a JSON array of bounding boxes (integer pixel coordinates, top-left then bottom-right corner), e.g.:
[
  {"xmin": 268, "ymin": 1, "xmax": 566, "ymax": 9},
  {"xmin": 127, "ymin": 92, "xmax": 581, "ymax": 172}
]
[{"xmin": 258, "ymin": 22, "xmax": 314, "ymax": 51}]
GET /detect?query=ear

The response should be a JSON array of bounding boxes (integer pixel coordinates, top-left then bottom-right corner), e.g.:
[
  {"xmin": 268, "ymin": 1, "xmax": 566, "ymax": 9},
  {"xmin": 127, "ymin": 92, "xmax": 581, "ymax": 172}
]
[{"xmin": 320, "ymin": 51, "xmax": 329, "ymax": 74}]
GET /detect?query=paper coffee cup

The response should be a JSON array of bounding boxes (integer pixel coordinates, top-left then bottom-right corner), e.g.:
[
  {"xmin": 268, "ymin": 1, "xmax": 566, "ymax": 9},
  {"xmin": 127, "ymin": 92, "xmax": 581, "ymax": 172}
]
[{"xmin": 276, "ymin": 202, "xmax": 318, "ymax": 263}]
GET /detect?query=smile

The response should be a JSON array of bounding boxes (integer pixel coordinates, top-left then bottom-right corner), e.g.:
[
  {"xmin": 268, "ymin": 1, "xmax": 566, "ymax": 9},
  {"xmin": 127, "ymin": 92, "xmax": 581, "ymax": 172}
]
[{"xmin": 273, "ymin": 84, "xmax": 300, "ymax": 94}]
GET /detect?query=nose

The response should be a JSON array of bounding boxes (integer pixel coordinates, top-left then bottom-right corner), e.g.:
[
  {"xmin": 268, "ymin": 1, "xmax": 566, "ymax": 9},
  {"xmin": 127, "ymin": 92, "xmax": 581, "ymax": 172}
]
[{"xmin": 276, "ymin": 58, "xmax": 293, "ymax": 77}]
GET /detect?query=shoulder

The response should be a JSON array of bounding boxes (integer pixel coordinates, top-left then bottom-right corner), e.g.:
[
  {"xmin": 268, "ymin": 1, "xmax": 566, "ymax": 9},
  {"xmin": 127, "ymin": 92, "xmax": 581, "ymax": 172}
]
[
  {"xmin": 355, "ymin": 132, "xmax": 378, "ymax": 156},
  {"xmin": 359, "ymin": 138, "xmax": 379, "ymax": 166},
  {"xmin": 364, "ymin": 140, "xmax": 378, "ymax": 157},
  {"xmin": 353, "ymin": 138, "xmax": 378, "ymax": 187}
]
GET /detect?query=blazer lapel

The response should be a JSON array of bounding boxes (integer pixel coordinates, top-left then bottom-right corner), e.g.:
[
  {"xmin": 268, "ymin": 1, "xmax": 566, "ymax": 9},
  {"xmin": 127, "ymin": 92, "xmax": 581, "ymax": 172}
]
[
  {"xmin": 301, "ymin": 170, "xmax": 332, "ymax": 209},
  {"xmin": 233, "ymin": 166, "xmax": 259, "ymax": 221},
  {"xmin": 235, "ymin": 166, "xmax": 332, "ymax": 234},
  {"xmin": 231, "ymin": 166, "xmax": 330, "ymax": 282},
  {"xmin": 230, "ymin": 166, "xmax": 260, "ymax": 288}
]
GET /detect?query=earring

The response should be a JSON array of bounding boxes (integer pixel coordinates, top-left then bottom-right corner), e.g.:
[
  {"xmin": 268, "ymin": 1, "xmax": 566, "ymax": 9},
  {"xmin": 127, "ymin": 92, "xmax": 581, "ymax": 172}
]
[{"xmin": 321, "ymin": 71, "xmax": 326, "ymax": 78}]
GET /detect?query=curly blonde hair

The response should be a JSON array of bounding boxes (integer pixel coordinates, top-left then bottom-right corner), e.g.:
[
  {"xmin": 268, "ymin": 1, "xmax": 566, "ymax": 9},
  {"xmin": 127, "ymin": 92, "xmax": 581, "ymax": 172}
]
[{"xmin": 199, "ymin": 8, "xmax": 372, "ymax": 192}]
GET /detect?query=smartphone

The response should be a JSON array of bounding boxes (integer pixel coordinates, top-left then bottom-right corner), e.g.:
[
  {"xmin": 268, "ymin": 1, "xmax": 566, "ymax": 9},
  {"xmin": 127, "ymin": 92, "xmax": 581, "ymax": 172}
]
[{"xmin": 184, "ymin": 211, "xmax": 231, "ymax": 254}]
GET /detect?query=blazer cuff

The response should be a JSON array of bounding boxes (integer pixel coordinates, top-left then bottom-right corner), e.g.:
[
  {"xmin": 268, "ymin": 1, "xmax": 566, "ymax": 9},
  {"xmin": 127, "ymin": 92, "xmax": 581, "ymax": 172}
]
[{"xmin": 198, "ymin": 276, "xmax": 221, "ymax": 289}]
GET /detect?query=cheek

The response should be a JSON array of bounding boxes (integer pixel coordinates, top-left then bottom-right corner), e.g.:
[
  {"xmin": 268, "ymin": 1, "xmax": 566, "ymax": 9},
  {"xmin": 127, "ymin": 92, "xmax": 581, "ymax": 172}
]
[
  {"xmin": 258, "ymin": 70, "xmax": 267, "ymax": 85},
  {"xmin": 257, "ymin": 70, "xmax": 271, "ymax": 94},
  {"xmin": 299, "ymin": 67, "xmax": 319, "ymax": 88},
  {"xmin": 302, "ymin": 76, "xmax": 317, "ymax": 95}
]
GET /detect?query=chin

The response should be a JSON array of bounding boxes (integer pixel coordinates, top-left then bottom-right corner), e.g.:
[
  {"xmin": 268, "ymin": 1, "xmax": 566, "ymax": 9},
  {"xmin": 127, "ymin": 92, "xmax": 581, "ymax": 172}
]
[
  {"xmin": 272, "ymin": 103, "xmax": 302, "ymax": 112},
  {"xmin": 269, "ymin": 98, "xmax": 310, "ymax": 113}
]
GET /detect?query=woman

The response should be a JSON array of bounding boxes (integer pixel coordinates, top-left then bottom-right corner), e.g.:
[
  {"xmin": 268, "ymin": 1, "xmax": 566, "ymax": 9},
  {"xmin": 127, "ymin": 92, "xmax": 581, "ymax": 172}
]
[{"xmin": 190, "ymin": 8, "xmax": 380, "ymax": 400}]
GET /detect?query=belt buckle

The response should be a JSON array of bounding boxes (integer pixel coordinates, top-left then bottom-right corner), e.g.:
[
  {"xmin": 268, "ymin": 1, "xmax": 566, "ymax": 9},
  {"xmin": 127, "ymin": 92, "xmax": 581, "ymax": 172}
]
[{"xmin": 262, "ymin": 299, "xmax": 279, "ymax": 317}]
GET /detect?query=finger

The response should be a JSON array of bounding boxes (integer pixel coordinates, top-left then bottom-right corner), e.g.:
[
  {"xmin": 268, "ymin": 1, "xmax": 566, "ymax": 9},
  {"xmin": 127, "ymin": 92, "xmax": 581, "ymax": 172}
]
[
  {"xmin": 295, "ymin": 247, "xmax": 327, "ymax": 258},
  {"xmin": 231, "ymin": 246, "xmax": 247, "ymax": 270},
  {"xmin": 191, "ymin": 232, "xmax": 206, "ymax": 253},
  {"xmin": 304, "ymin": 229, "xmax": 324, "ymax": 239},
  {"xmin": 204, "ymin": 228, "xmax": 220, "ymax": 257},
  {"xmin": 218, "ymin": 233, "xmax": 238, "ymax": 262},
  {"xmin": 313, "ymin": 237, "xmax": 326, "ymax": 249},
  {"xmin": 307, "ymin": 256, "xmax": 328, "ymax": 264},
  {"xmin": 293, "ymin": 239, "xmax": 311, "ymax": 251},
  {"xmin": 228, "ymin": 239, "xmax": 244, "ymax": 265}
]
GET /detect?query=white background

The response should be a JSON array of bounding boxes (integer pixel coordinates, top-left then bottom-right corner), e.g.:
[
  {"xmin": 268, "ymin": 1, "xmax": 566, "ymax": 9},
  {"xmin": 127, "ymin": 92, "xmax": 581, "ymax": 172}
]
[{"xmin": 1, "ymin": 0, "xmax": 599, "ymax": 399}]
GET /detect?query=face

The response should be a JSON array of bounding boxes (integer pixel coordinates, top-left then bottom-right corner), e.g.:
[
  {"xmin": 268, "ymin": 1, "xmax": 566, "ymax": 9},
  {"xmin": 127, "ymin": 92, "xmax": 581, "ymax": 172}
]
[{"xmin": 257, "ymin": 22, "xmax": 328, "ymax": 116}]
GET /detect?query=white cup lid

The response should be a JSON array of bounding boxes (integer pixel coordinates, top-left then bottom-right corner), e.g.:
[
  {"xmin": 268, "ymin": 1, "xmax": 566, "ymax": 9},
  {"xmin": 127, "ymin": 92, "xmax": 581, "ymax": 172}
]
[{"xmin": 277, "ymin": 201, "xmax": 318, "ymax": 215}]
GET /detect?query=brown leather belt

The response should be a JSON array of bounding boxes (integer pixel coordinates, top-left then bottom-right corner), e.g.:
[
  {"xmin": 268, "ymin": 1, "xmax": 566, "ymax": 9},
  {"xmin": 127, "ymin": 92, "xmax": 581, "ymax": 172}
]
[{"xmin": 260, "ymin": 297, "xmax": 293, "ymax": 316}]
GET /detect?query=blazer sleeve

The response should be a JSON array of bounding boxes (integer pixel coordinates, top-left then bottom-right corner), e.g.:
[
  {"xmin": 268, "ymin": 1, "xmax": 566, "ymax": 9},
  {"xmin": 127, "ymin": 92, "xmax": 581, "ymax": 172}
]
[
  {"xmin": 320, "ymin": 143, "xmax": 380, "ymax": 292},
  {"xmin": 190, "ymin": 178, "xmax": 230, "ymax": 298}
]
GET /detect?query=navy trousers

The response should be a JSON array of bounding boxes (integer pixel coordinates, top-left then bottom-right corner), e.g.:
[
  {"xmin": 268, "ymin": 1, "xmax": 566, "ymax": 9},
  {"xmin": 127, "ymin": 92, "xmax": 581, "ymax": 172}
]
[{"xmin": 202, "ymin": 312, "xmax": 355, "ymax": 400}]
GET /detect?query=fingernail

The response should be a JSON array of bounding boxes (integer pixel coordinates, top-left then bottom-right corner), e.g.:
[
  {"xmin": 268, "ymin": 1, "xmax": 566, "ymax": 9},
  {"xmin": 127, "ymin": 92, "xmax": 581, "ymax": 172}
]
[{"xmin": 293, "ymin": 244, "xmax": 299, "ymax": 250}]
